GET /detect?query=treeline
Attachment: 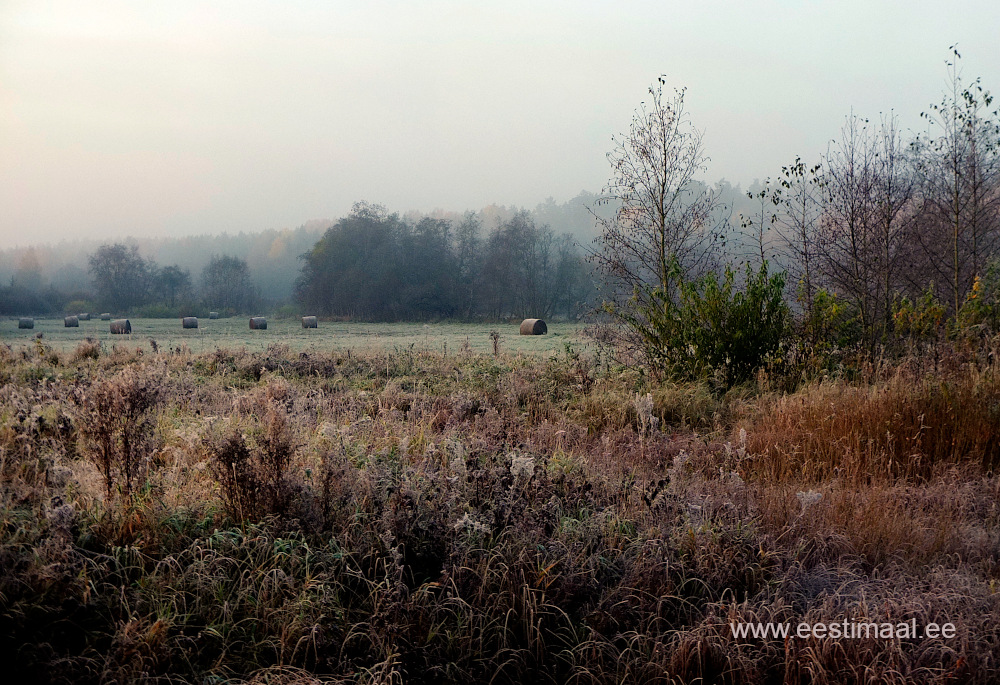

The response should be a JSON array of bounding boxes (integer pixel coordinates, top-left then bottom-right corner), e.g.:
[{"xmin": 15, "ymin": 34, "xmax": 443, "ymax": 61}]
[
  {"xmin": 1, "ymin": 203, "xmax": 600, "ymax": 321},
  {"xmin": 595, "ymin": 54, "xmax": 1000, "ymax": 388},
  {"xmin": 0, "ymin": 245, "xmax": 266, "ymax": 318},
  {"xmin": 750, "ymin": 50, "xmax": 1000, "ymax": 348},
  {"xmin": 295, "ymin": 203, "xmax": 595, "ymax": 320},
  {"xmin": 77, "ymin": 244, "xmax": 257, "ymax": 318},
  {"xmin": 1, "ymin": 197, "xmax": 615, "ymax": 319},
  {"xmin": 0, "ymin": 223, "xmax": 331, "ymax": 306}
]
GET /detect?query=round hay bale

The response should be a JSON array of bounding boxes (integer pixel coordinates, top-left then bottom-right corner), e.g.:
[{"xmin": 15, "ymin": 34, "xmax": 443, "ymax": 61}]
[
  {"xmin": 100, "ymin": 313, "xmax": 111, "ymax": 321},
  {"xmin": 519, "ymin": 318, "xmax": 547, "ymax": 335},
  {"xmin": 182, "ymin": 316, "xmax": 199, "ymax": 329},
  {"xmin": 110, "ymin": 319, "xmax": 131, "ymax": 334},
  {"xmin": 18, "ymin": 317, "xmax": 34, "ymax": 329},
  {"xmin": 78, "ymin": 312, "xmax": 90, "ymax": 321},
  {"xmin": 249, "ymin": 316, "xmax": 267, "ymax": 330},
  {"xmin": 64, "ymin": 316, "xmax": 79, "ymax": 327},
  {"xmin": 302, "ymin": 316, "xmax": 318, "ymax": 329},
  {"xmin": 209, "ymin": 311, "xmax": 220, "ymax": 319}
]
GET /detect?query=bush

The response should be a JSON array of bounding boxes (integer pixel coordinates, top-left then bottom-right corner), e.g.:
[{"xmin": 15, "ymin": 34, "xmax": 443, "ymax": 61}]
[
  {"xmin": 622, "ymin": 260, "xmax": 789, "ymax": 387},
  {"xmin": 70, "ymin": 338, "xmax": 102, "ymax": 362},
  {"xmin": 132, "ymin": 302, "xmax": 203, "ymax": 318},
  {"xmin": 893, "ymin": 285, "xmax": 947, "ymax": 341},
  {"xmin": 209, "ymin": 399, "xmax": 296, "ymax": 523},
  {"xmin": 956, "ymin": 260, "xmax": 1000, "ymax": 334},
  {"xmin": 801, "ymin": 286, "xmax": 861, "ymax": 347},
  {"xmin": 73, "ymin": 366, "xmax": 161, "ymax": 499},
  {"xmin": 271, "ymin": 303, "xmax": 300, "ymax": 320}
]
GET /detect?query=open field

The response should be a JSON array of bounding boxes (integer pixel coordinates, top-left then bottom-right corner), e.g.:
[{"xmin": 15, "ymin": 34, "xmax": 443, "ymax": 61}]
[
  {"xmin": 1, "ymin": 338, "xmax": 999, "ymax": 683},
  {"xmin": 0, "ymin": 318, "xmax": 588, "ymax": 356}
]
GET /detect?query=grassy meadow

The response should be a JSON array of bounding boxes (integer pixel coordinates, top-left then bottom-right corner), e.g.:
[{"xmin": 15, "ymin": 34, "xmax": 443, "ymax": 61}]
[
  {"xmin": 1, "ymin": 328, "xmax": 999, "ymax": 683},
  {"xmin": 0, "ymin": 317, "xmax": 587, "ymax": 356}
]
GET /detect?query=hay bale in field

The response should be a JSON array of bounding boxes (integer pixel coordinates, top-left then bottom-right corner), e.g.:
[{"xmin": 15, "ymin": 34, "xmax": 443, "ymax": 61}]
[
  {"xmin": 182, "ymin": 316, "xmax": 199, "ymax": 329},
  {"xmin": 78, "ymin": 312, "xmax": 90, "ymax": 321},
  {"xmin": 519, "ymin": 318, "xmax": 547, "ymax": 335},
  {"xmin": 100, "ymin": 313, "xmax": 111, "ymax": 320},
  {"xmin": 302, "ymin": 315, "xmax": 318, "ymax": 328},
  {"xmin": 249, "ymin": 316, "xmax": 267, "ymax": 330},
  {"xmin": 110, "ymin": 319, "xmax": 131, "ymax": 334},
  {"xmin": 18, "ymin": 317, "xmax": 34, "ymax": 329},
  {"xmin": 209, "ymin": 311, "xmax": 219, "ymax": 319},
  {"xmin": 64, "ymin": 316, "xmax": 79, "ymax": 327}
]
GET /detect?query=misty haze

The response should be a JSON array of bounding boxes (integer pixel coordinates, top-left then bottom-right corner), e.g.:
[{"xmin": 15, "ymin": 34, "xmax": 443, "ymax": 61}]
[{"xmin": 3, "ymin": 3, "xmax": 1000, "ymax": 684}]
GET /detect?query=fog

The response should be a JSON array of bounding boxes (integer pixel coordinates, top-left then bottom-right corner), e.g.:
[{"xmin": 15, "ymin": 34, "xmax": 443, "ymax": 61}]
[{"xmin": 2, "ymin": 0, "xmax": 1000, "ymax": 249}]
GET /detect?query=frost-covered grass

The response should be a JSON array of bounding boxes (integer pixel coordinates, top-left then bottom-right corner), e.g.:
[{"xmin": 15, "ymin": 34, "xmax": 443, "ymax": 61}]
[{"xmin": 1, "ymin": 339, "xmax": 998, "ymax": 683}]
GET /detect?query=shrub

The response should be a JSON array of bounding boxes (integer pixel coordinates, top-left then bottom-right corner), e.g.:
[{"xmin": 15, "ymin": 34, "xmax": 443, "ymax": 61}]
[
  {"xmin": 209, "ymin": 400, "xmax": 297, "ymax": 522},
  {"xmin": 893, "ymin": 285, "xmax": 947, "ymax": 340},
  {"xmin": 801, "ymin": 286, "xmax": 861, "ymax": 346},
  {"xmin": 71, "ymin": 338, "xmax": 102, "ymax": 363},
  {"xmin": 73, "ymin": 366, "xmax": 161, "ymax": 499},
  {"xmin": 956, "ymin": 260, "xmax": 1000, "ymax": 333},
  {"xmin": 208, "ymin": 432, "xmax": 262, "ymax": 523},
  {"xmin": 64, "ymin": 298, "xmax": 95, "ymax": 315},
  {"xmin": 133, "ymin": 303, "xmax": 181, "ymax": 318},
  {"xmin": 622, "ymin": 260, "xmax": 789, "ymax": 387}
]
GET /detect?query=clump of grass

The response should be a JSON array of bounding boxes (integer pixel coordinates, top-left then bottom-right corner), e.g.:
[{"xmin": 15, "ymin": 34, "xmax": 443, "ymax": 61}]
[
  {"xmin": 740, "ymin": 366, "xmax": 1000, "ymax": 482},
  {"xmin": 652, "ymin": 380, "xmax": 721, "ymax": 429},
  {"xmin": 71, "ymin": 337, "xmax": 101, "ymax": 363},
  {"xmin": 209, "ymin": 390, "xmax": 297, "ymax": 523}
]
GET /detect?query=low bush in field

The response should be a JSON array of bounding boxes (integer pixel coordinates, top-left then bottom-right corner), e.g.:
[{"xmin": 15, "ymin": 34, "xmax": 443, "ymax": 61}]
[
  {"xmin": 612, "ymin": 260, "xmax": 790, "ymax": 388},
  {"xmin": 72, "ymin": 365, "xmax": 161, "ymax": 499}
]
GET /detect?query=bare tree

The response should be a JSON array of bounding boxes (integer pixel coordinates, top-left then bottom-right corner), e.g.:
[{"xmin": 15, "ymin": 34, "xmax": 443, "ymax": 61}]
[
  {"xmin": 813, "ymin": 113, "xmax": 915, "ymax": 346},
  {"xmin": 912, "ymin": 46, "xmax": 1000, "ymax": 313},
  {"xmin": 815, "ymin": 115, "xmax": 883, "ymax": 345},
  {"xmin": 739, "ymin": 178, "xmax": 779, "ymax": 269},
  {"xmin": 871, "ymin": 114, "xmax": 916, "ymax": 332},
  {"xmin": 772, "ymin": 157, "xmax": 824, "ymax": 314},
  {"xmin": 590, "ymin": 76, "xmax": 723, "ymax": 309}
]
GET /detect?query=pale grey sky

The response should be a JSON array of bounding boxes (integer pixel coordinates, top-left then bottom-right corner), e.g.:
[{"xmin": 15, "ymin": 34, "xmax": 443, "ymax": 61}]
[{"xmin": 2, "ymin": 0, "xmax": 999, "ymax": 248}]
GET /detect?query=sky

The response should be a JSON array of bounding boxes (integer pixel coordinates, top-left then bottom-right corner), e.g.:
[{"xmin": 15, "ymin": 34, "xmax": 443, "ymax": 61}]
[{"xmin": 2, "ymin": 0, "xmax": 999, "ymax": 249}]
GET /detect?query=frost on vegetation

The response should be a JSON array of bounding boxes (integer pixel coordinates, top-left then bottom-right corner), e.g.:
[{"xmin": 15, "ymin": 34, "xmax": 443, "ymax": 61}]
[
  {"xmin": 447, "ymin": 440, "xmax": 467, "ymax": 478},
  {"xmin": 46, "ymin": 463, "xmax": 73, "ymax": 489},
  {"xmin": 671, "ymin": 449, "xmax": 690, "ymax": 473},
  {"xmin": 453, "ymin": 513, "xmax": 491, "ymax": 535},
  {"xmin": 44, "ymin": 499, "xmax": 75, "ymax": 535},
  {"xmin": 509, "ymin": 453, "xmax": 535, "ymax": 478},
  {"xmin": 796, "ymin": 489, "xmax": 823, "ymax": 513},
  {"xmin": 340, "ymin": 415, "xmax": 372, "ymax": 436},
  {"xmin": 666, "ymin": 449, "xmax": 691, "ymax": 497},
  {"xmin": 720, "ymin": 469, "xmax": 744, "ymax": 487},
  {"xmin": 719, "ymin": 428, "xmax": 749, "ymax": 486},
  {"xmin": 633, "ymin": 392, "xmax": 659, "ymax": 435},
  {"xmin": 724, "ymin": 427, "xmax": 748, "ymax": 460}
]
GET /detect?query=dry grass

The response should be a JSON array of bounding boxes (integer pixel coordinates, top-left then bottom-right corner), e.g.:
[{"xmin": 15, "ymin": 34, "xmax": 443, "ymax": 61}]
[
  {"xmin": 740, "ymin": 364, "xmax": 1000, "ymax": 482},
  {"xmin": 0, "ymin": 341, "xmax": 998, "ymax": 683}
]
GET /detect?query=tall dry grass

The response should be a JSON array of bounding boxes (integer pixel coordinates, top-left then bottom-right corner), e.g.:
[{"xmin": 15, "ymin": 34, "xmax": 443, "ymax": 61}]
[
  {"xmin": 0, "ymin": 341, "xmax": 997, "ymax": 683},
  {"xmin": 740, "ymin": 363, "xmax": 1000, "ymax": 483}
]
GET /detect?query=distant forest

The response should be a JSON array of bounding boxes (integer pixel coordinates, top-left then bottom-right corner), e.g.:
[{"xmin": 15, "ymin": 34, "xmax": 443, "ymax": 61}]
[{"xmin": 0, "ymin": 187, "xmax": 762, "ymax": 321}]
